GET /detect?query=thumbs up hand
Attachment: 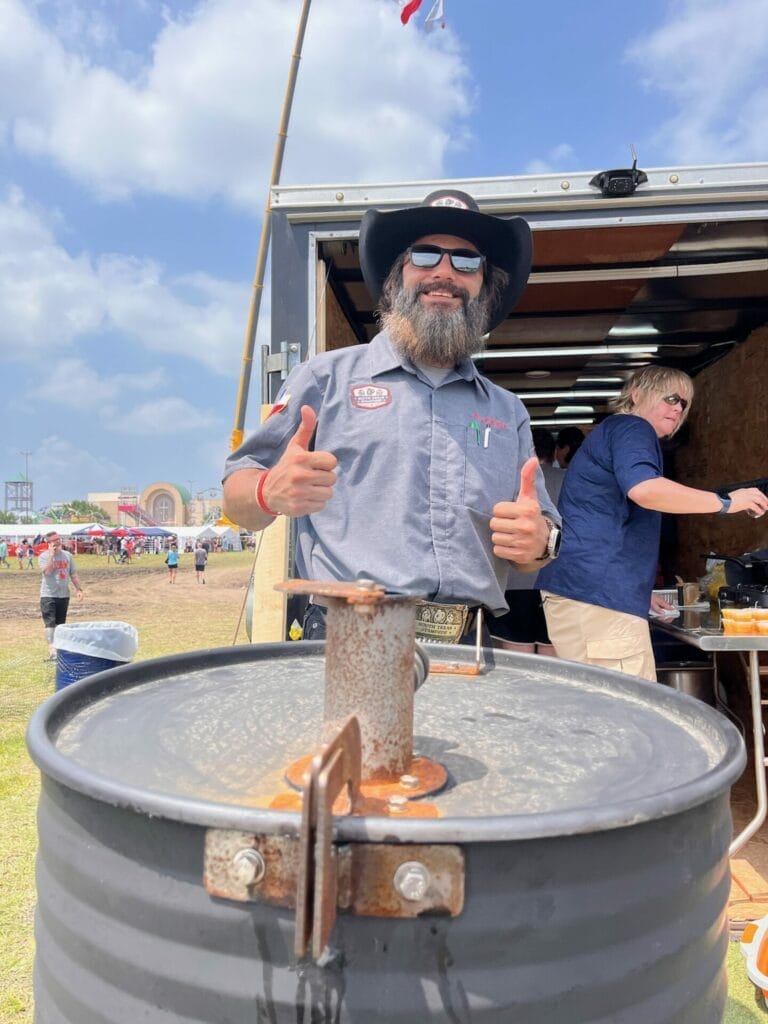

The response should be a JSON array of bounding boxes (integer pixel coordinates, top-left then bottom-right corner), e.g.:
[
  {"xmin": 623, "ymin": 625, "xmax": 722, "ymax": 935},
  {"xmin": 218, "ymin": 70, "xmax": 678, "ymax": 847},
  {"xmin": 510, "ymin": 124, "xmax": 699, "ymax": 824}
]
[
  {"xmin": 287, "ymin": 404, "xmax": 320, "ymax": 454},
  {"xmin": 259, "ymin": 405, "xmax": 337, "ymax": 517},
  {"xmin": 490, "ymin": 456, "xmax": 552, "ymax": 566}
]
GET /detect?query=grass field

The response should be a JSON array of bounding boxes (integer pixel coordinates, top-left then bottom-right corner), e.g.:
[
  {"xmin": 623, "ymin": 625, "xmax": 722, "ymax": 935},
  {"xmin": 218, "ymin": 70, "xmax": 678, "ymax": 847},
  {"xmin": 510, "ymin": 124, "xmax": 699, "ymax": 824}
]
[
  {"xmin": 1, "ymin": 549, "xmax": 766, "ymax": 1022},
  {"xmin": 0, "ymin": 550, "xmax": 256, "ymax": 1022}
]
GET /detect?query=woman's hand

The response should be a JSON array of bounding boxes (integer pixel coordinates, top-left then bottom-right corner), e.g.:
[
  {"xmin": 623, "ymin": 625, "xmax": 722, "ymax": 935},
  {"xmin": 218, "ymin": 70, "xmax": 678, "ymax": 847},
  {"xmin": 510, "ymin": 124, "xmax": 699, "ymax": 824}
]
[
  {"xmin": 650, "ymin": 593, "xmax": 676, "ymax": 616},
  {"xmin": 727, "ymin": 488, "xmax": 768, "ymax": 518}
]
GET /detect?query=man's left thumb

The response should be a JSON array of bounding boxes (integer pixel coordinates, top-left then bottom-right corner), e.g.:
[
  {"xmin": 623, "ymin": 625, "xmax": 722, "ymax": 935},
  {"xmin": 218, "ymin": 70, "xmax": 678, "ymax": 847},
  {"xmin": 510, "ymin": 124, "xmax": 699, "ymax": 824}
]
[{"xmin": 518, "ymin": 456, "xmax": 540, "ymax": 502}]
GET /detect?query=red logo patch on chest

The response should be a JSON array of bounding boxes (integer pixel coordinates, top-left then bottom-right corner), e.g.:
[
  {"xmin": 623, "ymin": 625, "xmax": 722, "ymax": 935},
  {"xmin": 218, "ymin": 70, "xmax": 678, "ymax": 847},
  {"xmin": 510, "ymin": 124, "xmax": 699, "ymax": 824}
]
[{"xmin": 350, "ymin": 385, "xmax": 392, "ymax": 410}]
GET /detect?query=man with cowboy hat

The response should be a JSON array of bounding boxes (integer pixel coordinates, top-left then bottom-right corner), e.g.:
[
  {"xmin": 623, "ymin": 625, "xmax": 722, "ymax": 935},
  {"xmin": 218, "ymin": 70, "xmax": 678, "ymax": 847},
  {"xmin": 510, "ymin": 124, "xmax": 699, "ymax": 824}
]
[{"xmin": 223, "ymin": 189, "xmax": 561, "ymax": 641}]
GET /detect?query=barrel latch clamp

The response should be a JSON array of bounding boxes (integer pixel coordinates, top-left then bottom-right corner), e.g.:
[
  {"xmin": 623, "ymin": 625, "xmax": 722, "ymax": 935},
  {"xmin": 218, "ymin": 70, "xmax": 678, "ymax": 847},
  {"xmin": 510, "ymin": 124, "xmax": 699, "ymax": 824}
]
[{"xmin": 203, "ymin": 717, "xmax": 464, "ymax": 961}]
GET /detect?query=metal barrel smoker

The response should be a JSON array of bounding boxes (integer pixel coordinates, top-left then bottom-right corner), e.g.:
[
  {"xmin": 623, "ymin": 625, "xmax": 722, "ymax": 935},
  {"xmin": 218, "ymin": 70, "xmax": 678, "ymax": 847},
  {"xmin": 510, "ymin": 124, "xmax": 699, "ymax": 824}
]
[{"xmin": 28, "ymin": 579, "xmax": 745, "ymax": 1023}]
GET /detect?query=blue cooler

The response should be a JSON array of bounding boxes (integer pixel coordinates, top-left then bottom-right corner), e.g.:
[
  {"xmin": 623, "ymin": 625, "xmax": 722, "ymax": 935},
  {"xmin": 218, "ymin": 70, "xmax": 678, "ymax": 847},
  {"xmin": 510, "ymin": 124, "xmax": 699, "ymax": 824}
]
[{"xmin": 54, "ymin": 621, "xmax": 139, "ymax": 691}]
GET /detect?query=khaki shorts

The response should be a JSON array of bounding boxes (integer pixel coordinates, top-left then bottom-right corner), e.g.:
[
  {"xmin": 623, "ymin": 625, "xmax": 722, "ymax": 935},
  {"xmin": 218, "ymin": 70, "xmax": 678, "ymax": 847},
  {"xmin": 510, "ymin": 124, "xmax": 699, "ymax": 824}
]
[{"xmin": 541, "ymin": 592, "xmax": 657, "ymax": 682}]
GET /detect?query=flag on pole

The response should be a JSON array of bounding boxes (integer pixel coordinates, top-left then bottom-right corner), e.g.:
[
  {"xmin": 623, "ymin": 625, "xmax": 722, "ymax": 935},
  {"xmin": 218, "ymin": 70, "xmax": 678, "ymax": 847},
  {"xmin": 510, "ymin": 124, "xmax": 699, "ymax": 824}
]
[
  {"xmin": 424, "ymin": 0, "xmax": 446, "ymax": 31},
  {"xmin": 400, "ymin": 0, "xmax": 425, "ymax": 25}
]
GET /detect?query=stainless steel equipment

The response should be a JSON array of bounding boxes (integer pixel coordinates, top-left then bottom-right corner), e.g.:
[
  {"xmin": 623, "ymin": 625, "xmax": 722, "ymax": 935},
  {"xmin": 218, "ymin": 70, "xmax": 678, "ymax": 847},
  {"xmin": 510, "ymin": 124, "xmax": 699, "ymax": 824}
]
[{"xmin": 656, "ymin": 660, "xmax": 716, "ymax": 704}]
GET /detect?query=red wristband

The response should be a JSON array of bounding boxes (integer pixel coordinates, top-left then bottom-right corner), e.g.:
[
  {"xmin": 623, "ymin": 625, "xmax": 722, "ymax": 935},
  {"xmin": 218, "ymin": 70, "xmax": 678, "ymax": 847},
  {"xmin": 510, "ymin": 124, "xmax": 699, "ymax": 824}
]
[{"xmin": 256, "ymin": 471, "xmax": 280, "ymax": 517}]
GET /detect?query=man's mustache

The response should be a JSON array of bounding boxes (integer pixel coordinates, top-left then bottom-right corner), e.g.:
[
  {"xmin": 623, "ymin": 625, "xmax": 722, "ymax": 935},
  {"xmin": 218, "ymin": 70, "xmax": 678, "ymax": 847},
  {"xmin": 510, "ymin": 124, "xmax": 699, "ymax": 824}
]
[{"xmin": 415, "ymin": 280, "xmax": 470, "ymax": 304}]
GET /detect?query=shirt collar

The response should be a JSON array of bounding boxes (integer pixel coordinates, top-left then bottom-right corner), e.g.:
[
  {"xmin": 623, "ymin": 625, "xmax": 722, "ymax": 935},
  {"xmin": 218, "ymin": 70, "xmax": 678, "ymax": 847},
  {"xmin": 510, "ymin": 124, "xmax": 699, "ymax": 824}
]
[{"xmin": 369, "ymin": 330, "xmax": 491, "ymax": 392}]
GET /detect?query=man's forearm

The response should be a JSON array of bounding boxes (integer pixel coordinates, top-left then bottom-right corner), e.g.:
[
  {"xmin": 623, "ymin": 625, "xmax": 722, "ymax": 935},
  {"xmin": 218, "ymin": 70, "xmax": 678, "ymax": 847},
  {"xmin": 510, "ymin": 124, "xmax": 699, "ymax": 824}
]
[{"xmin": 222, "ymin": 469, "xmax": 278, "ymax": 532}]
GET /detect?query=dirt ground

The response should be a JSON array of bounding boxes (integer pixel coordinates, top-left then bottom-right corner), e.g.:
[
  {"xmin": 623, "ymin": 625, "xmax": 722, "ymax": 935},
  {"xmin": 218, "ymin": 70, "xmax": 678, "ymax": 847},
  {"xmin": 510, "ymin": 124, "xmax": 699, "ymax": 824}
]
[{"xmin": 0, "ymin": 550, "xmax": 255, "ymax": 656}]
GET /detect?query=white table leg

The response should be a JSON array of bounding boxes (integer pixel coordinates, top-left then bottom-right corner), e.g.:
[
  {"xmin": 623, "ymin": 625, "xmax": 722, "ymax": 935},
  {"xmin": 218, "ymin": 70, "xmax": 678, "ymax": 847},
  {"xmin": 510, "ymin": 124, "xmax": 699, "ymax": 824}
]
[{"xmin": 730, "ymin": 650, "xmax": 768, "ymax": 855}]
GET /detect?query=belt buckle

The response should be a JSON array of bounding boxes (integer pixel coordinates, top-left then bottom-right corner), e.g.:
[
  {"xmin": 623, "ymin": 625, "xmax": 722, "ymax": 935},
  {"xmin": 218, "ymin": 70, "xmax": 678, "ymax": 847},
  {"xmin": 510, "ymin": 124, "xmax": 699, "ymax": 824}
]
[{"xmin": 414, "ymin": 601, "xmax": 469, "ymax": 645}]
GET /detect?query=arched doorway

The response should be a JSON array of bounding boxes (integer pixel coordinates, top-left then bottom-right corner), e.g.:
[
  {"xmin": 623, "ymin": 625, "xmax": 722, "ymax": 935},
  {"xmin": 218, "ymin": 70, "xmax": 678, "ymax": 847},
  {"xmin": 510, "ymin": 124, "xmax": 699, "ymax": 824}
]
[{"xmin": 150, "ymin": 492, "xmax": 175, "ymax": 524}]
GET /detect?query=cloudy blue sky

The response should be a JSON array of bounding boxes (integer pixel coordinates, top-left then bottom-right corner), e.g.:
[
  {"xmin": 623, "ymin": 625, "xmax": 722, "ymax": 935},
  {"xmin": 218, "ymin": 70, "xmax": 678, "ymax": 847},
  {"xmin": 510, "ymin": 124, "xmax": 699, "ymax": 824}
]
[{"xmin": 2, "ymin": 0, "xmax": 767, "ymax": 511}]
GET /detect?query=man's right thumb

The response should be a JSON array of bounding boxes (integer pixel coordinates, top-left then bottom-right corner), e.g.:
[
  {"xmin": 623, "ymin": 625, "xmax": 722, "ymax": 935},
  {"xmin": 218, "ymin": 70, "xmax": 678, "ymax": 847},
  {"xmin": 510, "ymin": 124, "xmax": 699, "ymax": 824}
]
[{"xmin": 289, "ymin": 405, "xmax": 318, "ymax": 450}]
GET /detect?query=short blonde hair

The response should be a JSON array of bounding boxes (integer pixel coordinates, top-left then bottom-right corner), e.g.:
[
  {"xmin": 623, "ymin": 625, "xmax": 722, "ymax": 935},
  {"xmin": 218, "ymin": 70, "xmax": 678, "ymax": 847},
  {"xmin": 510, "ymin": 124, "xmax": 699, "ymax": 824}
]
[{"xmin": 612, "ymin": 365, "xmax": 694, "ymax": 436}]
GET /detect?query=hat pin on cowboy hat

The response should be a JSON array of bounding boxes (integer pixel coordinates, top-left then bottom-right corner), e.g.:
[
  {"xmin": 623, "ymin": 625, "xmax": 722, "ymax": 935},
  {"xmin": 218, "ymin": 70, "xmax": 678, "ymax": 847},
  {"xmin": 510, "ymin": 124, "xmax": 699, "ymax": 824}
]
[{"xmin": 358, "ymin": 188, "xmax": 533, "ymax": 332}]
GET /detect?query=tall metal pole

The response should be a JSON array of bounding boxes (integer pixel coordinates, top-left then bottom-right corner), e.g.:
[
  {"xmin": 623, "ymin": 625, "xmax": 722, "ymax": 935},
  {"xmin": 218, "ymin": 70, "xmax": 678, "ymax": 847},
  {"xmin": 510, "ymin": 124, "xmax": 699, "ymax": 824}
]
[{"xmin": 230, "ymin": 0, "xmax": 313, "ymax": 452}]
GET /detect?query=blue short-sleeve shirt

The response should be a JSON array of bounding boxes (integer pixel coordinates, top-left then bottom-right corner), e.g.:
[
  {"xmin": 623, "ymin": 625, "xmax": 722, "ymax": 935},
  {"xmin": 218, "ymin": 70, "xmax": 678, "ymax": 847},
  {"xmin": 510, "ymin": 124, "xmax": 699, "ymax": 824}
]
[
  {"xmin": 536, "ymin": 415, "xmax": 662, "ymax": 618},
  {"xmin": 224, "ymin": 331, "xmax": 560, "ymax": 614}
]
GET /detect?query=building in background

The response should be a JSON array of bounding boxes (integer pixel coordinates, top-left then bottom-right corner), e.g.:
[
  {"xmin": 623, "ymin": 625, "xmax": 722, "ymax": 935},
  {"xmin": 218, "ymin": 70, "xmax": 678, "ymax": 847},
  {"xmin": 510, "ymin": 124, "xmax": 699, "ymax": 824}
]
[{"xmin": 87, "ymin": 484, "xmax": 222, "ymax": 527}]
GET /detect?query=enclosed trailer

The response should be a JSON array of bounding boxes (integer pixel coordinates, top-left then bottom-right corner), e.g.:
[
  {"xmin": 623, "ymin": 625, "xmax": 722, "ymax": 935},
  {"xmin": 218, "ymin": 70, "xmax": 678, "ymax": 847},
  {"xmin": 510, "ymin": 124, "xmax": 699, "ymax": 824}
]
[{"xmin": 251, "ymin": 162, "xmax": 768, "ymax": 639}]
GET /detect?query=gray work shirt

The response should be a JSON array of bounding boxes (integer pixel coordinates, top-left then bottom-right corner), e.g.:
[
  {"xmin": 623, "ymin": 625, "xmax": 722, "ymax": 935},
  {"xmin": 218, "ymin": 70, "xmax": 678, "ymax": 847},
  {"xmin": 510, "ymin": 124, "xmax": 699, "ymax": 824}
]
[
  {"xmin": 39, "ymin": 550, "xmax": 77, "ymax": 598},
  {"xmin": 224, "ymin": 331, "xmax": 560, "ymax": 615}
]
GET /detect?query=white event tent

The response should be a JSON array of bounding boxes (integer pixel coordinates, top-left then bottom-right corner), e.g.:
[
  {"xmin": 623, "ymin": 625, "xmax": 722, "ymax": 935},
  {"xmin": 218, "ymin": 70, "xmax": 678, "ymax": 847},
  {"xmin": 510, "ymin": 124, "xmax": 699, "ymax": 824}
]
[
  {"xmin": 0, "ymin": 523, "xmax": 93, "ymax": 544},
  {"xmin": 170, "ymin": 525, "xmax": 242, "ymax": 551}
]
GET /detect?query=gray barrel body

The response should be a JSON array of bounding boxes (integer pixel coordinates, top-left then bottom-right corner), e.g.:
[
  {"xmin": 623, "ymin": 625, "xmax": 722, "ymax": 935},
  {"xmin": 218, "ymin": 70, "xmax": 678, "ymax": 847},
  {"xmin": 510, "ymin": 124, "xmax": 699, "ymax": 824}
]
[{"xmin": 28, "ymin": 644, "xmax": 744, "ymax": 1023}]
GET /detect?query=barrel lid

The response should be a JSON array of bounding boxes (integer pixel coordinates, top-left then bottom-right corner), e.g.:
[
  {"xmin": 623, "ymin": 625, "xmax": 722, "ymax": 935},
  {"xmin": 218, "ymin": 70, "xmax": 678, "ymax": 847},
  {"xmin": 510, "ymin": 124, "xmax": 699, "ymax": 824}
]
[{"xmin": 27, "ymin": 643, "xmax": 744, "ymax": 842}]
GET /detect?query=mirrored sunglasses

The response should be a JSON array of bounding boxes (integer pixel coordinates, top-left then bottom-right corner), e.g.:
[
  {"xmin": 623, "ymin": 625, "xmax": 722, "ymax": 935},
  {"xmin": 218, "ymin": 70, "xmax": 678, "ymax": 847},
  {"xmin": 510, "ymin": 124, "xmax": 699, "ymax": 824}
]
[
  {"xmin": 662, "ymin": 393, "xmax": 689, "ymax": 412},
  {"xmin": 407, "ymin": 244, "xmax": 485, "ymax": 274}
]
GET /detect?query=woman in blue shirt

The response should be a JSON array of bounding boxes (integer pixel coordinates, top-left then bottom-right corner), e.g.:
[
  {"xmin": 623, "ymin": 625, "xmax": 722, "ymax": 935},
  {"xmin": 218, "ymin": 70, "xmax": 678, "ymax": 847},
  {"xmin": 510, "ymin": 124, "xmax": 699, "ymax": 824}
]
[
  {"xmin": 537, "ymin": 366, "xmax": 768, "ymax": 680},
  {"xmin": 166, "ymin": 544, "xmax": 180, "ymax": 584}
]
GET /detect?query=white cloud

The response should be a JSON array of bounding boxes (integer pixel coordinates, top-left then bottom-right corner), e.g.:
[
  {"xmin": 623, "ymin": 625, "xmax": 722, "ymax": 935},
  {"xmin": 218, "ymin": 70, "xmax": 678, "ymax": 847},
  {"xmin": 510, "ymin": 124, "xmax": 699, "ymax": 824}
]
[
  {"xmin": 116, "ymin": 396, "xmax": 220, "ymax": 434},
  {"xmin": 0, "ymin": 187, "xmax": 105, "ymax": 354},
  {"xmin": 29, "ymin": 435, "xmax": 128, "ymax": 505},
  {"xmin": 0, "ymin": 188, "xmax": 250, "ymax": 372},
  {"xmin": 98, "ymin": 257, "xmax": 250, "ymax": 370},
  {"xmin": 524, "ymin": 143, "xmax": 578, "ymax": 176},
  {"xmin": 39, "ymin": 0, "xmax": 120, "ymax": 56},
  {"xmin": 197, "ymin": 435, "xmax": 234, "ymax": 493},
  {"xmin": 36, "ymin": 357, "xmax": 166, "ymax": 408},
  {"xmin": 626, "ymin": 0, "xmax": 768, "ymax": 162},
  {"xmin": 0, "ymin": 0, "xmax": 473, "ymax": 205}
]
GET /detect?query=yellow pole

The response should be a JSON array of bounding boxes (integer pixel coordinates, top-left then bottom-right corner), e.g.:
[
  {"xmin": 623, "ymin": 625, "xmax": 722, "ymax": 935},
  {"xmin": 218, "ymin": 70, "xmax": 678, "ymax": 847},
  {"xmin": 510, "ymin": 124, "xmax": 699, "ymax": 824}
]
[{"xmin": 230, "ymin": 0, "xmax": 313, "ymax": 452}]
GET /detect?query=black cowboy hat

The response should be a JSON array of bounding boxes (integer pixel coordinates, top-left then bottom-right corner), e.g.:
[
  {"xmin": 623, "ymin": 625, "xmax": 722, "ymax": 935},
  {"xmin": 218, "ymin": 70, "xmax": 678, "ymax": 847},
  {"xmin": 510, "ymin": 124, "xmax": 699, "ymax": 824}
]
[{"xmin": 359, "ymin": 188, "xmax": 533, "ymax": 332}]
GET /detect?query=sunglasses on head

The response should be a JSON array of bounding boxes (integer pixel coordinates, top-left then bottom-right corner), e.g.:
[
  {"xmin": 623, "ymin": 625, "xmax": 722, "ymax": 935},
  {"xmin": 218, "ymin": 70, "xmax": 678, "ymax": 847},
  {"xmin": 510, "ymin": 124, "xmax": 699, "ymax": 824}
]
[
  {"xmin": 407, "ymin": 244, "xmax": 486, "ymax": 274},
  {"xmin": 662, "ymin": 393, "xmax": 689, "ymax": 412}
]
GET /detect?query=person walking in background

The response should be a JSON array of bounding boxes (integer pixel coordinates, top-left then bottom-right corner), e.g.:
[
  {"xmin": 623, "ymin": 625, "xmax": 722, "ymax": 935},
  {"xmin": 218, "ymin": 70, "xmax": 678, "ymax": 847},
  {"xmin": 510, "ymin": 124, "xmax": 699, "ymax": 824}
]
[
  {"xmin": 554, "ymin": 426, "xmax": 585, "ymax": 469},
  {"xmin": 0, "ymin": 540, "xmax": 8, "ymax": 567},
  {"xmin": 39, "ymin": 531, "xmax": 85, "ymax": 660},
  {"xmin": 194, "ymin": 543, "xmax": 207, "ymax": 584},
  {"xmin": 26, "ymin": 543, "xmax": 35, "ymax": 568},
  {"xmin": 537, "ymin": 366, "xmax": 768, "ymax": 682},
  {"xmin": 17, "ymin": 541, "xmax": 26, "ymax": 569},
  {"xmin": 166, "ymin": 544, "xmax": 179, "ymax": 584}
]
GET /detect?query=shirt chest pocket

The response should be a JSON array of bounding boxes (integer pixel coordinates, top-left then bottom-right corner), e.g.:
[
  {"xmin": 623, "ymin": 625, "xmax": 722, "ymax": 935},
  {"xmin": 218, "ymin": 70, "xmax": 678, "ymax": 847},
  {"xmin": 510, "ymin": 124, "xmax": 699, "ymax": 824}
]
[{"xmin": 442, "ymin": 420, "xmax": 520, "ymax": 514}]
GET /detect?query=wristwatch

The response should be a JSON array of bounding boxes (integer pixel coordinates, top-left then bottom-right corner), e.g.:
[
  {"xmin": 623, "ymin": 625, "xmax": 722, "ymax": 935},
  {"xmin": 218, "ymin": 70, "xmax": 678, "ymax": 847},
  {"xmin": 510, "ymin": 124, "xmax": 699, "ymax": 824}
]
[
  {"xmin": 535, "ymin": 517, "xmax": 562, "ymax": 561},
  {"xmin": 716, "ymin": 495, "xmax": 732, "ymax": 516}
]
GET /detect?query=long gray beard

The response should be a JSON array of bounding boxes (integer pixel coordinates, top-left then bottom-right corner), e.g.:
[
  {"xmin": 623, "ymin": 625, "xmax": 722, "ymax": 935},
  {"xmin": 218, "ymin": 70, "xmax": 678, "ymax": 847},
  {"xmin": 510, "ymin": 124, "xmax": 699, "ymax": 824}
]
[{"xmin": 380, "ymin": 284, "xmax": 490, "ymax": 366}]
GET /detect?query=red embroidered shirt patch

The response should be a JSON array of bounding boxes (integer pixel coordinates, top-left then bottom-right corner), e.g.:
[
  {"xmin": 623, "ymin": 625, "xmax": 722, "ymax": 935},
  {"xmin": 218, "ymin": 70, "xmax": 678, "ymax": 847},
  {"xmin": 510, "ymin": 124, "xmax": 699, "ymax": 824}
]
[{"xmin": 351, "ymin": 385, "xmax": 392, "ymax": 410}]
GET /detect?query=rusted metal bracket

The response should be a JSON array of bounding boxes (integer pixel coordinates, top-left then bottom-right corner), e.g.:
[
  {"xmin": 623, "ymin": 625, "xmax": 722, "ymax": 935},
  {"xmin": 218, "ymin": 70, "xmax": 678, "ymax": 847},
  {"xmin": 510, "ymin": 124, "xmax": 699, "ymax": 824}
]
[
  {"xmin": 203, "ymin": 831, "xmax": 465, "ymax": 944},
  {"xmin": 429, "ymin": 608, "xmax": 485, "ymax": 677},
  {"xmin": 204, "ymin": 717, "xmax": 463, "ymax": 959},
  {"xmin": 295, "ymin": 715, "xmax": 362, "ymax": 958}
]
